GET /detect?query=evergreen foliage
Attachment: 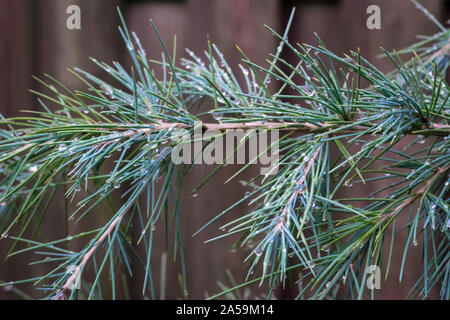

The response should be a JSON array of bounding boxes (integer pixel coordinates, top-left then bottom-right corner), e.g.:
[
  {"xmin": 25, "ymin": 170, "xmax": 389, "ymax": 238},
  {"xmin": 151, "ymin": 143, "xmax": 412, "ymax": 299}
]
[{"xmin": 0, "ymin": 3, "xmax": 448, "ymax": 299}]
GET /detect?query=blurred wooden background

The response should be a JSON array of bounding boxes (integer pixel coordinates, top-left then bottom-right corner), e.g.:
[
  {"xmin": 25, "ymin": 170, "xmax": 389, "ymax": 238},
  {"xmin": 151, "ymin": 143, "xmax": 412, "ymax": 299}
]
[{"xmin": 0, "ymin": 0, "xmax": 448, "ymax": 299}]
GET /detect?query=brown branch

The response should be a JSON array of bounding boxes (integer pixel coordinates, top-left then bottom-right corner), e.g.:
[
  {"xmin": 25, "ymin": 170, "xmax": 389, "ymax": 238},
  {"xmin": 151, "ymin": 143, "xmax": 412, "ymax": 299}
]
[
  {"xmin": 429, "ymin": 40, "xmax": 450, "ymax": 62},
  {"xmin": 275, "ymin": 146, "xmax": 322, "ymax": 232},
  {"xmin": 54, "ymin": 214, "xmax": 124, "ymax": 300},
  {"xmin": 380, "ymin": 165, "xmax": 449, "ymax": 221},
  {"xmin": 117, "ymin": 121, "xmax": 449, "ymax": 136}
]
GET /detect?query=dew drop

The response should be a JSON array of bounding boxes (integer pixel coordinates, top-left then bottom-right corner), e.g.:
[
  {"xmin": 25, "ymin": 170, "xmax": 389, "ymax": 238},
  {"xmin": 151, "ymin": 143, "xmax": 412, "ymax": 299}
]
[
  {"xmin": 126, "ymin": 41, "xmax": 134, "ymax": 51},
  {"xmin": 301, "ymin": 84, "xmax": 315, "ymax": 97},
  {"xmin": 58, "ymin": 144, "xmax": 67, "ymax": 152},
  {"xmin": 212, "ymin": 113, "xmax": 222, "ymax": 121},
  {"xmin": 3, "ymin": 284, "xmax": 13, "ymax": 292},
  {"xmin": 29, "ymin": 165, "xmax": 38, "ymax": 173},
  {"xmin": 114, "ymin": 180, "xmax": 121, "ymax": 189},
  {"xmin": 418, "ymin": 135, "xmax": 425, "ymax": 144},
  {"xmin": 412, "ymin": 239, "xmax": 418, "ymax": 247},
  {"xmin": 103, "ymin": 85, "xmax": 113, "ymax": 97},
  {"xmin": 255, "ymin": 248, "xmax": 263, "ymax": 256}
]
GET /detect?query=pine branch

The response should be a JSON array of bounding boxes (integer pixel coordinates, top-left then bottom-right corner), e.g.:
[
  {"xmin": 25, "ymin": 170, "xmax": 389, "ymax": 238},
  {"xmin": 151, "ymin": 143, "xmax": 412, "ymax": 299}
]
[
  {"xmin": 0, "ymin": 3, "xmax": 448, "ymax": 300},
  {"xmin": 381, "ymin": 165, "xmax": 449, "ymax": 220},
  {"xmin": 125, "ymin": 120, "xmax": 450, "ymax": 135},
  {"xmin": 55, "ymin": 213, "xmax": 123, "ymax": 300},
  {"xmin": 276, "ymin": 146, "xmax": 322, "ymax": 232}
]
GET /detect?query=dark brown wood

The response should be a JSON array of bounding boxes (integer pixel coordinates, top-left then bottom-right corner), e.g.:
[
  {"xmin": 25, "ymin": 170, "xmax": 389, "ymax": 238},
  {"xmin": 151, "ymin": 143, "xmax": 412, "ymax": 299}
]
[
  {"xmin": 1, "ymin": 0, "xmax": 122, "ymax": 299},
  {"xmin": 0, "ymin": 0, "xmax": 33, "ymax": 300}
]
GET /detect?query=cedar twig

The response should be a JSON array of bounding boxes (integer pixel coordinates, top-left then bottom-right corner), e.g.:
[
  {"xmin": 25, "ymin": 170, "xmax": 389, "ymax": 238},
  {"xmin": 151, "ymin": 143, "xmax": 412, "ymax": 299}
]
[
  {"xmin": 380, "ymin": 165, "xmax": 449, "ymax": 221},
  {"xmin": 54, "ymin": 214, "xmax": 124, "ymax": 300},
  {"xmin": 125, "ymin": 121, "xmax": 449, "ymax": 135},
  {"xmin": 276, "ymin": 146, "xmax": 322, "ymax": 232}
]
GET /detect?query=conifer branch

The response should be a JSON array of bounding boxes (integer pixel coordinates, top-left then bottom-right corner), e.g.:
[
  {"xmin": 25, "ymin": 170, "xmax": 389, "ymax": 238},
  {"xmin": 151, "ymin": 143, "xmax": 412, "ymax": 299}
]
[
  {"xmin": 276, "ymin": 146, "xmax": 322, "ymax": 232},
  {"xmin": 0, "ymin": 3, "xmax": 448, "ymax": 300},
  {"xmin": 55, "ymin": 213, "xmax": 123, "ymax": 300},
  {"xmin": 381, "ymin": 165, "xmax": 449, "ymax": 220}
]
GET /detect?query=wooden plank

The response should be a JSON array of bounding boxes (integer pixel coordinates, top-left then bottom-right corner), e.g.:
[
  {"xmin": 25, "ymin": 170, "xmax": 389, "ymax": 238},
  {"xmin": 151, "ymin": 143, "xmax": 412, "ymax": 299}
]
[
  {"xmin": 180, "ymin": 0, "xmax": 281, "ymax": 300},
  {"xmin": 35, "ymin": 0, "xmax": 123, "ymax": 87},
  {"xmin": 0, "ymin": 0, "xmax": 34, "ymax": 300},
  {"xmin": 126, "ymin": 2, "xmax": 188, "ymax": 300},
  {"xmin": 35, "ymin": 0, "xmax": 124, "ymax": 299},
  {"xmin": 0, "ymin": 0, "xmax": 33, "ymax": 117}
]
